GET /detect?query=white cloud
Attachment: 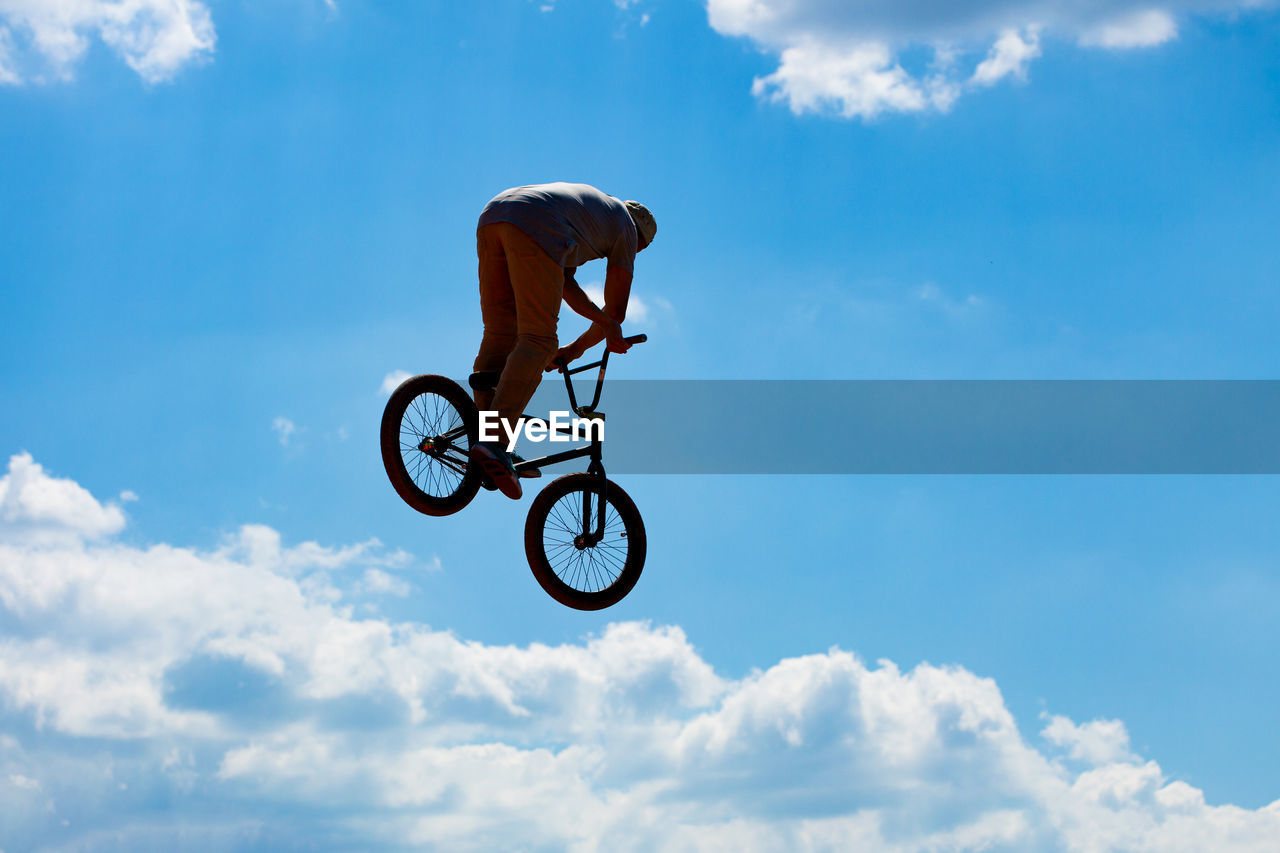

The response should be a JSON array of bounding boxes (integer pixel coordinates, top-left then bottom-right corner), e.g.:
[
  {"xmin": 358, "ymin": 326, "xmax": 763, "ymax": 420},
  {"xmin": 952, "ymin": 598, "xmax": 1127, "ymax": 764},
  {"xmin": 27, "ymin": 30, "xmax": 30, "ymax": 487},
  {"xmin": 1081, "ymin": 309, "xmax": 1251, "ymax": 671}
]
[
  {"xmin": 380, "ymin": 369, "xmax": 413, "ymax": 396},
  {"xmin": 706, "ymin": 0, "xmax": 1275, "ymax": 118},
  {"xmin": 583, "ymin": 281, "xmax": 670, "ymax": 325},
  {"xmin": 1042, "ymin": 713, "xmax": 1137, "ymax": 765},
  {"xmin": 357, "ymin": 568, "xmax": 411, "ymax": 598},
  {"xmin": 8, "ymin": 773, "xmax": 40, "ymax": 791},
  {"xmin": 751, "ymin": 41, "xmax": 944, "ymax": 119},
  {"xmin": 2, "ymin": 453, "xmax": 1280, "ymax": 850},
  {"xmin": 916, "ymin": 282, "xmax": 984, "ymax": 312},
  {"xmin": 216, "ymin": 522, "xmax": 411, "ymax": 577},
  {"xmin": 0, "ymin": 26, "xmax": 20, "ymax": 84},
  {"xmin": 271, "ymin": 416, "xmax": 297, "ymax": 448},
  {"xmin": 0, "ymin": 452, "xmax": 126, "ymax": 545},
  {"xmin": 1080, "ymin": 9, "xmax": 1180, "ymax": 48},
  {"xmin": 972, "ymin": 28, "xmax": 1042, "ymax": 86},
  {"xmin": 0, "ymin": 0, "xmax": 215, "ymax": 84},
  {"xmin": 539, "ymin": 0, "xmax": 648, "ymax": 15}
]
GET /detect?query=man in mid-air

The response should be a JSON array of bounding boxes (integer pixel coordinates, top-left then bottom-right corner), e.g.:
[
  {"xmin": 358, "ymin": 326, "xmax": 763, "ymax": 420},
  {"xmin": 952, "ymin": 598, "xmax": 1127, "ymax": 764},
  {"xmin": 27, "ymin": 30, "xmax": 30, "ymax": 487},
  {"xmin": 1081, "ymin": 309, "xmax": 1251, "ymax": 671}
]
[{"xmin": 469, "ymin": 182, "xmax": 657, "ymax": 500}]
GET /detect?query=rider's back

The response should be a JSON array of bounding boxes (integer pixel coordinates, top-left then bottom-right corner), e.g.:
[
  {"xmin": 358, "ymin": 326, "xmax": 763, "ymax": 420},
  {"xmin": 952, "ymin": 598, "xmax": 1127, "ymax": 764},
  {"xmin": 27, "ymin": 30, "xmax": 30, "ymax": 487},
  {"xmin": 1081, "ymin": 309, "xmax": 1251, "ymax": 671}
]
[{"xmin": 478, "ymin": 182, "xmax": 639, "ymax": 272}]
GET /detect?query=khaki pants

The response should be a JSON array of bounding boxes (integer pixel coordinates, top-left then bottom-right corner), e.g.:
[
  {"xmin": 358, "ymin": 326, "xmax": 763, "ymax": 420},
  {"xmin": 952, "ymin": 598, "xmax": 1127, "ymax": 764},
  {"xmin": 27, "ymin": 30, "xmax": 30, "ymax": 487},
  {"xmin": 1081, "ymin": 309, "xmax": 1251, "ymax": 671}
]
[{"xmin": 473, "ymin": 222, "xmax": 563, "ymax": 445}]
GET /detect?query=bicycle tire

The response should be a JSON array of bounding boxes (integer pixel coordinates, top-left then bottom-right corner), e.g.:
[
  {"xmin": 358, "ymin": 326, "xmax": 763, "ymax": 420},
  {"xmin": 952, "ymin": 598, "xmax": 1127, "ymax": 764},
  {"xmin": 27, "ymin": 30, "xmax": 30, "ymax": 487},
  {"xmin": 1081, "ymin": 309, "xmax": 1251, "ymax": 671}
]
[
  {"xmin": 380, "ymin": 374, "xmax": 482, "ymax": 517},
  {"xmin": 524, "ymin": 473, "xmax": 646, "ymax": 610}
]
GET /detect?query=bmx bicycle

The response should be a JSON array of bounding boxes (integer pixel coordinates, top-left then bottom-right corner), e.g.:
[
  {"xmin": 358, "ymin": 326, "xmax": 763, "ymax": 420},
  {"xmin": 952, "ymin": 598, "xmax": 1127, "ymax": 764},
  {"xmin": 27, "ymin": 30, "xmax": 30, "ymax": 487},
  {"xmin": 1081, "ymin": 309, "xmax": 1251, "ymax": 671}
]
[{"xmin": 380, "ymin": 334, "xmax": 648, "ymax": 611}]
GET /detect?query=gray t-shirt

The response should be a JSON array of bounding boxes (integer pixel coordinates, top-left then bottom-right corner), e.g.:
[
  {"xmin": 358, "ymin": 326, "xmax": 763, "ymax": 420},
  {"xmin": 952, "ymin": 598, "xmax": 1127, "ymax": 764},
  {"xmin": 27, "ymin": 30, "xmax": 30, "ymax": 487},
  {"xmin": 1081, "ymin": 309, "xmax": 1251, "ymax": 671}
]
[{"xmin": 478, "ymin": 182, "xmax": 638, "ymax": 273}]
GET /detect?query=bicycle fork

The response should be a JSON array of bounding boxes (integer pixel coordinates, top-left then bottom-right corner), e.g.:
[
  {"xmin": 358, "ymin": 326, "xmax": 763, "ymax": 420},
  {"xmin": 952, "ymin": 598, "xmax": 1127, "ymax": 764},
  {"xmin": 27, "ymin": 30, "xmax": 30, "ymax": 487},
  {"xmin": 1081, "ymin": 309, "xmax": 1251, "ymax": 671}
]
[{"xmin": 576, "ymin": 459, "xmax": 609, "ymax": 548}]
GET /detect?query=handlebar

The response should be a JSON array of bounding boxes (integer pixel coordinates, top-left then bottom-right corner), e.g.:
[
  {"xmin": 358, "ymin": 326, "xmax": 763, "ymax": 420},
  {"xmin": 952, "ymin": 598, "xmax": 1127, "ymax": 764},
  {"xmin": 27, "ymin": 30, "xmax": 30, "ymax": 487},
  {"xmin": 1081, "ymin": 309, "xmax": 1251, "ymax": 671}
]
[
  {"xmin": 553, "ymin": 333, "xmax": 647, "ymax": 371},
  {"xmin": 555, "ymin": 332, "xmax": 646, "ymax": 414}
]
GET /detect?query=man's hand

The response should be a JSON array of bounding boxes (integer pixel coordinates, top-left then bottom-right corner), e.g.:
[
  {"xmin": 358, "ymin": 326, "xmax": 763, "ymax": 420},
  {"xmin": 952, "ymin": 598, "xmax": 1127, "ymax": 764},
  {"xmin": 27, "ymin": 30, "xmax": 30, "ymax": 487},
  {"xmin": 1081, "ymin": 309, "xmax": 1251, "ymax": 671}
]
[
  {"xmin": 603, "ymin": 319, "xmax": 631, "ymax": 354},
  {"xmin": 546, "ymin": 343, "xmax": 583, "ymax": 372}
]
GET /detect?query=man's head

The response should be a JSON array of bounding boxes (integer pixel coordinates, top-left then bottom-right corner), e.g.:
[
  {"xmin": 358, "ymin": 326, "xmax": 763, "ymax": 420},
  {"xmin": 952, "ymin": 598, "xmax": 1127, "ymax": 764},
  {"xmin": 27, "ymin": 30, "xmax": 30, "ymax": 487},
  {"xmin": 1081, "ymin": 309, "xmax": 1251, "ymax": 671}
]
[{"xmin": 624, "ymin": 200, "xmax": 657, "ymax": 251}]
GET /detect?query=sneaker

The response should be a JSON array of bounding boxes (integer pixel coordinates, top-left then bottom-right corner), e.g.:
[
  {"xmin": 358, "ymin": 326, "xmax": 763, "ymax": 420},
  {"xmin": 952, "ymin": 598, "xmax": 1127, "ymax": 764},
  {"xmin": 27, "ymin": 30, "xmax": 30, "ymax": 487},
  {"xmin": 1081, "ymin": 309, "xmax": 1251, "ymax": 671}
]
[
  {"xmin": 470, "ymin": 442, "xmax": 522, "ymax": 500},
  {"xmin": 510, "ymin": 451, "xmax": 542, "ymax": 479},
  {"xmin": 479, "ymin": 452, "xmax": 539, "ymax": 488}
]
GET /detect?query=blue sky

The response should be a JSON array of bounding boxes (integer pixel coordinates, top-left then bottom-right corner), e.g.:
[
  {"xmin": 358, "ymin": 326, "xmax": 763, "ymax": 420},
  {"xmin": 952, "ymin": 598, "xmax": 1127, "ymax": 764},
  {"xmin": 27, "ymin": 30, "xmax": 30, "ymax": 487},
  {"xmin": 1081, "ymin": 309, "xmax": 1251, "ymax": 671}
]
[{"xmin": 3, "ymin": 0, "xmax": 1280, "ymax": 849}]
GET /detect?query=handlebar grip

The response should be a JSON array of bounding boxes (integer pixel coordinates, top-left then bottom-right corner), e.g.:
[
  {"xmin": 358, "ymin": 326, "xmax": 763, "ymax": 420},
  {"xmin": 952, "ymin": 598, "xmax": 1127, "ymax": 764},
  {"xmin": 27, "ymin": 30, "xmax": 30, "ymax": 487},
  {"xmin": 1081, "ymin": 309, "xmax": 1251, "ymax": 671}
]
[{"xmin": 624, "ymin": 334, "xmax": 648, "ymax": 345}]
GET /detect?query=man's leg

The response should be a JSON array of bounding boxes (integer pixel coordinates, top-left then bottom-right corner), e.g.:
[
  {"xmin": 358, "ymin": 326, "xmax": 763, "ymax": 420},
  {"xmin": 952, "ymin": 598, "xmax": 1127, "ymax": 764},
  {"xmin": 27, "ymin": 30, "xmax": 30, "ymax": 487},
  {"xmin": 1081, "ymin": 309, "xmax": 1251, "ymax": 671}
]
[
  {"xmin": 489, "ymin": 222, "xmax": 564, "ymax": 446},
  {"xmin": 473, "ymin": 223, "xmax": 518, "ymax": 413}
]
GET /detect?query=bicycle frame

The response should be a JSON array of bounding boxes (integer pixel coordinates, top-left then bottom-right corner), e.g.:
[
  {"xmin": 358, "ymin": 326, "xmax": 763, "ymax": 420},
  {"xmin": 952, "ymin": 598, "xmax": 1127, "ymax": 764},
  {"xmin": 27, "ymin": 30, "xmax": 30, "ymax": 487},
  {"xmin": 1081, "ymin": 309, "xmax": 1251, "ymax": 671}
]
[{"xmin": 471, "ymin": 334, "xmax": 645, "ymax": 545}]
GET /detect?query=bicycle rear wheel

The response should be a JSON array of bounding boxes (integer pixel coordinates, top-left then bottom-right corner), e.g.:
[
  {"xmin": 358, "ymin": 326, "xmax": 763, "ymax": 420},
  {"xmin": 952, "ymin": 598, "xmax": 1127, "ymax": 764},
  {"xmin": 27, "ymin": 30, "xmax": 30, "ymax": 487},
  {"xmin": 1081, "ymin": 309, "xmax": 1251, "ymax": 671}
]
[
  {"xmin": 380, "ymin": 374, "xmax": 482, "ymax": 517},
  {"xmin": 524, "ymin": 474, "xmax": 646, "ymax": 610}
]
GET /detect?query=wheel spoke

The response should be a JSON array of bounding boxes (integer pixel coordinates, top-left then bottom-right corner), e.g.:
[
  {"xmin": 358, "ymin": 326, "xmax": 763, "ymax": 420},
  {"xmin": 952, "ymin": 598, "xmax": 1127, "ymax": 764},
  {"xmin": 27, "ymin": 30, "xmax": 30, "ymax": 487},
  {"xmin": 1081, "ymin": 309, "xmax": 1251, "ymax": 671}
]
[
  {"xmin": 394, "ymin": 390, "xmax": 471, "ymax": 499},
  {"xmin": 540, "ymin": 485, "xmax": 632, "ymax": 594}
]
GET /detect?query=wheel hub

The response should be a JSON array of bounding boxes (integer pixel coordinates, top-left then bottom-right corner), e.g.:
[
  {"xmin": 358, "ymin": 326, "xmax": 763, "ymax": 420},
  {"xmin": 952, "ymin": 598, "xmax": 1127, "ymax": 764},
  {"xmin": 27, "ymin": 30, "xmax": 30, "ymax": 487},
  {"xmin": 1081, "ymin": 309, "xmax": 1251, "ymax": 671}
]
[{"xmin": 418, "ymin": 436, "xmax": 449, "ymax": 456}]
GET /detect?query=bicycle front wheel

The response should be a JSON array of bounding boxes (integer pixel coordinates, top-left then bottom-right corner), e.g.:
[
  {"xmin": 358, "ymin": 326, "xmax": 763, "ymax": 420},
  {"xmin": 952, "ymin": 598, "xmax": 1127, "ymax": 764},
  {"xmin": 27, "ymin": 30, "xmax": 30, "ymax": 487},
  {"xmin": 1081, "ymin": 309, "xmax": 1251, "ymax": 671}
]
[
  {"xmin": 380, "ymin": 374, "xmax": 481, "ymax": 517},
  {"xmin": 524, "ymin": 474, "xmax": 646, "ymax": 610}
]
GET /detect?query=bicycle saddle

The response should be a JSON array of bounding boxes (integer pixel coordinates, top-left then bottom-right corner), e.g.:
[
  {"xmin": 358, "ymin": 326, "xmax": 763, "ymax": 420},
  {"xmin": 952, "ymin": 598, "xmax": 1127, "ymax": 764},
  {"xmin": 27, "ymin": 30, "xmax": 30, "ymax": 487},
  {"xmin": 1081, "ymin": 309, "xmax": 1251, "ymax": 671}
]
[{"xmin": 468, "ymin": 371, "xmax": 500, "ymax": 392}]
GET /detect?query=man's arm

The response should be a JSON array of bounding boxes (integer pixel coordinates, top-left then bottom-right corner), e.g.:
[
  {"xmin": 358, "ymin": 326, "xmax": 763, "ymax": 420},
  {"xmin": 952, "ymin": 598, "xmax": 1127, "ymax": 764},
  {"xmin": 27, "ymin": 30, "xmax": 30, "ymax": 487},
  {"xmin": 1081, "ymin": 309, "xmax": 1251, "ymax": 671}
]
[
  {"xmin": 601, "ymin": 263, "xmax": 632, "ymax": 323},
  {"xmin": 561, "ymin": 269, "xmax": 611, "ymax": 325},
  {"xmin": 550, "ymin": 265, "xmax": 632, "ymax": 369}
]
